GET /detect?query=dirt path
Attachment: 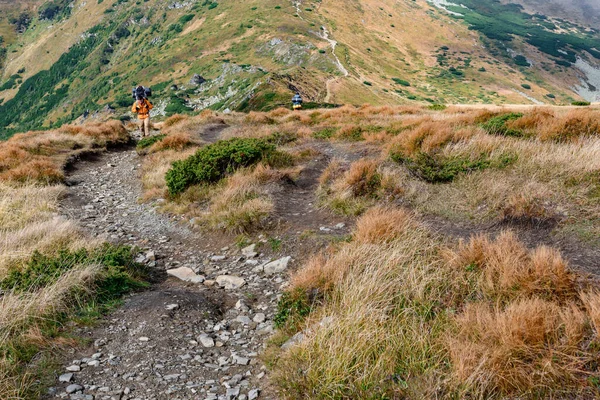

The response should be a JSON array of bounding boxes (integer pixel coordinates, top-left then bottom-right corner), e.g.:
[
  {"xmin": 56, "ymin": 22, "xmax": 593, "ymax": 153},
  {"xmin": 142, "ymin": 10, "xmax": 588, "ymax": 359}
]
[
  {"xmin": 320, "ymin": 26, "xmax": 349, "ymax": 104},
  {"xmin": 49, "ymin": 127, "xmax": 291, "ymax": 400}
]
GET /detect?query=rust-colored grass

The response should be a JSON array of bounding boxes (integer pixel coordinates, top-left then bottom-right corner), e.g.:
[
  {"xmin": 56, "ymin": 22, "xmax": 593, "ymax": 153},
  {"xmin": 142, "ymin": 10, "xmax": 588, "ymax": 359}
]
[
  {"xmin": 445, "ymin": 231, "xmax": 577, "ymax": 302},
  {"xmin": 0, "ymin": 121, "xmax": 128, "ymax": 185}
]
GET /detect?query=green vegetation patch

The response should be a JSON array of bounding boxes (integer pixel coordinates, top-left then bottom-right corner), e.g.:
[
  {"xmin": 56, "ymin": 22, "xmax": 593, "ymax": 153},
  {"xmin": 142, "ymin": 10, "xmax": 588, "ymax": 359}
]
[
  {"xmin": 480, "ymin": 112, "xmax": 524, "ymax": 137},
  {"xmin": 445, "ymin": 0, "xmax": 600, "ymax": 64},
  {"xmin": 313, "ymin": 127, "xmax": 337, "ymax": 139},
  {"xmin": 392, "ymin": 152, "xmax": 516, "ymax": 183},
  {"xmin": 166, "ymin": 137, "xmax": 276, "ymax": 195},
  {"xmin": 137, "ymin": 134, "xmax": 166, "ymax": 151},
  {"xmin": 274, "ymin": 288, "xmax": 312, "ymax": 330},
  {"xmin": 1, "ymin": 244, "xmax": 148, "ymax": 296}
]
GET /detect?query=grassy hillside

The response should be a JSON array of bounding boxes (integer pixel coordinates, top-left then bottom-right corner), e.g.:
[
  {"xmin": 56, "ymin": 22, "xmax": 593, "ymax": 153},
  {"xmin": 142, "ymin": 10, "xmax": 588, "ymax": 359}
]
[
  {"xmin": 0, "ymin": 0, "xmax": 599, "ymax": 137},
  {"xmin": 138, "ymin": 104, "xmax": 600, "ymax": 398}
]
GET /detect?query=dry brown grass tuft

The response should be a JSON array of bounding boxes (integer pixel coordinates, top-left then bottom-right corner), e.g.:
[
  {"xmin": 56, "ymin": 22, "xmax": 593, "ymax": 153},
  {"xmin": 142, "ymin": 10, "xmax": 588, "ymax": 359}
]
[
  {"xmin": 245, "ymin": 111, "xmax": 276, "ymax": 125},
  {"xmin": 141, "ymin": 148, "xmax": 198, "ymax": 201},
  {"xmin": 149, "ymin": 132, "xmax": 196, "ymax": 153},
  {"xmin": 199, "ymin": 169, "xmax": 273, "ymax": 232},
  {"xmin": 318, "ymin": 158, "xmax": 344, "ymax": 187},
  {"xmin": 449, "ymin": 298, "xmax": 590, "ymax": 397},
  {"xmin": 0, "ymin": 158, "xmax": 63, "ymax": 184},
  {"xmin": 354, "ymin": 206, "xmax": 413, "ymax": 244},
  {"xmin": 580, "ymin": 291, "xmax": 600, "ymax": 335},
  {"xmin": 269, "ymin": 107, "xmax": 291, "ymax": 118},
  {"xmin": 502, "ymin": 193, "xmax": 551, "ymax": 222},
  {"xmin": 319, "ymin": 158, "xmax": 404, "ymax": 216},
  {"xmin": 162, "ymin": 114, "xmax": 189, "ymax": 128},
  {"xmin": 445, "ymin": 232, "xmax": 577, "ymax": 302},
  {"xmin": 58, "ymin": 120, "xmax": 128, "ymax": 144},
  {"xmin": 341, "ymin": 159, "xmax": 381, "ymax": 197}
]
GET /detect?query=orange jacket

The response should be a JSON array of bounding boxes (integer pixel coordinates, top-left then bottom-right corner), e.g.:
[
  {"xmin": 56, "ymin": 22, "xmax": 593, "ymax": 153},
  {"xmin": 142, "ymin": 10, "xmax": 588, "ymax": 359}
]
[{"xmin": 132, "ymin": 99, "xmax": 153, "ymax": 119}]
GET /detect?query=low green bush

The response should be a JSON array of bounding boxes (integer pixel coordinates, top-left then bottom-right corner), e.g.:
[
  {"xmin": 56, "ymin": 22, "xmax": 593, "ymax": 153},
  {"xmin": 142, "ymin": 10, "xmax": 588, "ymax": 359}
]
[
  {"xmin": 274, "ymin": 288, "xmax": 311, "ymax": 330},
  {"xmin": 392, "ymin": 152, "xmax": 516, "ymax": 183},
  {"xmin": 480, "ymin": 112, "xmax": 524, "ymax": 136},
  {"xmin": 166, "ymin": 138, "xmax": 276, "ymax": 195},
  {"xmin": 428, "ymin": 104, "xmax": 447, "ymax": 111},
  {"xmin": 0, "ymin": 244, "xmax": 147, "ymax": 296},
  {"xmin": 392, "ymin": 78, "xmax": 411, "ymax": 86},
  {"xmin": 137, "ymin": 134, "xmax": 166, "ymax": 151},
  {"xmin": 572, "ymin": 101, "xmax": 591, "ymax": 106}
]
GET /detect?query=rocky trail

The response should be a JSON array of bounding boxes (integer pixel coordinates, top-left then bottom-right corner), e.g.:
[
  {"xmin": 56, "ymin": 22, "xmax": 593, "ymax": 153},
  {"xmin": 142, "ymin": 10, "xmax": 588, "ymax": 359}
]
[{"xmin": 47, "ymin": 126, "xmax": 354, "ymax": 400}]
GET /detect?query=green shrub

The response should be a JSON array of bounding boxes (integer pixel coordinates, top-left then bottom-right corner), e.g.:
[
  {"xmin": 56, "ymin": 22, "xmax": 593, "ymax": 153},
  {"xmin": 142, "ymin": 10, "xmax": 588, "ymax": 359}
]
[
  {"xmin": 428, "ymin": 104, "xmax": 447, "ymax": 111},
  {"xmin": 0, "ymin": 244, "xmax": 147, "ymax": 295},
  {"xmin": 572, "ymin": 101, "xmax": 591, "ymax": 106},
  {"xmin": 392, "ymin": 152, "xmax": 516, "ymax": 183},
  {"xmin": 166, "ymin": 138, "xmax": 276, "ymax": 195},
  {"xmin": 480, "ymin": 112, "xmax": 524, "ymax": 137},
  {"xmin": 392, "ymin": 78, "xmax": 411, "ymax": 86},
  {"xmin": 137, "ymin": 134, "xmax": 166, "ymax": 151},
  {"xmin": 274, "ymin": 288, "xmax": 311, "ymax": 330}
]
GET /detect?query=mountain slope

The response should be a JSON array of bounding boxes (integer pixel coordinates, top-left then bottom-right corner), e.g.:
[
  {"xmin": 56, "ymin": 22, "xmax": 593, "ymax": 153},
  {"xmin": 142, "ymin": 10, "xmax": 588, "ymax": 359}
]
[{"xmin": 0, "ymin": 0, "xmax": 599, "ymax": 137}]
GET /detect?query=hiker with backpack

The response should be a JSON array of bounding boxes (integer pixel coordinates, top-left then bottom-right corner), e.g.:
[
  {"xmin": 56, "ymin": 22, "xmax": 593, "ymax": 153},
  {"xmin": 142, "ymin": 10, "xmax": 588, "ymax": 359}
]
[{"xmin": 131, "ymin": 85, "xmax": 153, "ymax": 137}]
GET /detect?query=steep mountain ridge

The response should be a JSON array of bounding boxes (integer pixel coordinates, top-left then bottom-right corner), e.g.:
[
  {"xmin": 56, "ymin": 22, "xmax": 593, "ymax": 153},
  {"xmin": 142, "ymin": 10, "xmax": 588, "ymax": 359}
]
[{"xmin": 0, "ymin": 0, "xmax": 599, "ymax": 137}]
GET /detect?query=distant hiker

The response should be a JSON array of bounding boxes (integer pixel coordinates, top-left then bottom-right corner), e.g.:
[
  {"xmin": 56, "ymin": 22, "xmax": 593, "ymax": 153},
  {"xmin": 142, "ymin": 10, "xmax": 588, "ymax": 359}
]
[
  {"xmin": 292, "ymin": 92, "xmax": 303, "ymax": 110},
  {"xmin": 131, "ymin": 86, "xmax": 153, "ymax": 137}
]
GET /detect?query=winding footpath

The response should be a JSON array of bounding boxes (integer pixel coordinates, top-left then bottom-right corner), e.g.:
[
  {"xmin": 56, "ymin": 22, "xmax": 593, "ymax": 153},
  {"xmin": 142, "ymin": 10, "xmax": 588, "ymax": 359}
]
[{"xmin": 50, "ymin": 141, "xmax": 287, "ymax": 399}]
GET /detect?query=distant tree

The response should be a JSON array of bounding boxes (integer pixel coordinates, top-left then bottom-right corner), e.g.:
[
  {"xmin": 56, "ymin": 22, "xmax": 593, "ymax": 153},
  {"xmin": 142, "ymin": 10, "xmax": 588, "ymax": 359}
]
[
  {"xmin": 10, "ymin": 12, "xmax": 32, "ymax": 33},
  {"xmin": 514, "ymin": 55, "xmax": 530, "ymax": 67}
]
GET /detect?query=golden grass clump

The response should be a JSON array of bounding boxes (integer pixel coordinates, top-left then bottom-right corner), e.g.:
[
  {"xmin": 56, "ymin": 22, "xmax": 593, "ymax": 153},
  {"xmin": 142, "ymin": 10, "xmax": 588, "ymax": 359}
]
[
  {"xmin": 245, "ymin": 111, "xmax": 276, "ymax": 125},
  {"xmin": 445, "ymin": 231, "xmax": 577, "ymax": 302},
  {"xmin": 353, "ymin": 206, "xmax": 413, "ymax": 244},
  {"xmin": 319, "ymin": 159, "xmax": 403, "ymax": 216},
  {"xmin": 448, "ymin": 298, "xmax": 590, "ymax": 397},
  {"xmin": 318, "ymin": 158, "xmax": 344, "ymax": 187},
  {"xmin": 341, "ymin": 159, "xmax": 381, "ymax": 197},
  {"xmin": 162, "ymin": 113, "xmax": 189, "ymax": 128},
  {"xmin": 502, "ymin": 193, "xmax": 550, "ymax": 222},
  {"xmin": 141, "ymin": 148, "xmax": 198, "ymax": 201},
  {"xmin": 58, "ymin": 120, "xmax": 128, "ymax": 144},
  {"xmin": 0, "ymin": 158, "xmax": 63, "ymax": 184},
  {"xmin": 149, "ymin": 132, "xmax": 196, "ymax": 153}
]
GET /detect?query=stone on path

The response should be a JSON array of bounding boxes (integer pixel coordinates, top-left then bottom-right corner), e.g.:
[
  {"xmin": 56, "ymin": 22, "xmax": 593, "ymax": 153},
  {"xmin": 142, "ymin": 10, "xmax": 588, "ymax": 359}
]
[
  {"xmin": 253, "ymin": 313, "xmax": 266, "ymax": 323},
  {"xmin": 167, "ymin": 267, "xmax": 205, "ymax": 284},
  {"xmin": 242, "ymin": 244, "xmax": 258, "ymax": 258},
  {"xmin": 66, "ymin": 384, "xmax": 83, "ymax": 394},
  {"xmin": 59, "ymin": 373, "xmax": 73, "ymax": 383},
  {"xmin": 226, "ymin": 387, "xmax": 240, "ymax": 399},
  {"xmin": 263, "ymin": 256, "xmax": 292, "ymax": 275},
  {"xmin": 198, "ymin": 333, "xmax": 215, "ymax": 348},
  {"xmin": 66, "ymin": 365, "xmax": 80, "ymax": 372},
  {"xmin": 248, "ymin": 389, "xmax": 260, "ymax": 400},
  {"xmin": 216, "ymin": 275, "xmax": 246, "ymax": 290}
]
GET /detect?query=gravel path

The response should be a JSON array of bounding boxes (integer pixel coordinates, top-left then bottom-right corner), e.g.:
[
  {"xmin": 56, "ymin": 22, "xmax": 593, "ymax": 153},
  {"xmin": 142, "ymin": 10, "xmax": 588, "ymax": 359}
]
[{"xmin": 49, "ymin": 147, "xmax": 286, "ymax": 400}]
